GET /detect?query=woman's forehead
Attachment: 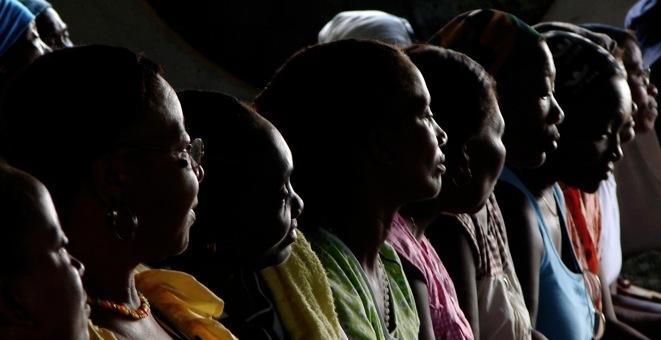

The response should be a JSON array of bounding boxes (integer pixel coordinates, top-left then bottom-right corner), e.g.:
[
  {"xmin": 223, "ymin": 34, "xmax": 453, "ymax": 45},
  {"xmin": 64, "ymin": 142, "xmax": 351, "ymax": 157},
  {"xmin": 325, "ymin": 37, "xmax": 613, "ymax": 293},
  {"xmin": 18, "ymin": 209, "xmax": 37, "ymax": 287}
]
[{"xmin": 132, "ymin": 76, "xmax": 185, "ymax": 139}]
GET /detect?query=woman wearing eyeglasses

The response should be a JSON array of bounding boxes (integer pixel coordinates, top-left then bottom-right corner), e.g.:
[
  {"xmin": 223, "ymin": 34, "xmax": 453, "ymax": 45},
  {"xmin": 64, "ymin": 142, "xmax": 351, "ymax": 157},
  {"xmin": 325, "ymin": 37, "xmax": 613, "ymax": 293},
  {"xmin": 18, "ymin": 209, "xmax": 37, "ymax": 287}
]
[{"xmin": 0, "ymin": 45, "xmax": 235, "ymax": 339}]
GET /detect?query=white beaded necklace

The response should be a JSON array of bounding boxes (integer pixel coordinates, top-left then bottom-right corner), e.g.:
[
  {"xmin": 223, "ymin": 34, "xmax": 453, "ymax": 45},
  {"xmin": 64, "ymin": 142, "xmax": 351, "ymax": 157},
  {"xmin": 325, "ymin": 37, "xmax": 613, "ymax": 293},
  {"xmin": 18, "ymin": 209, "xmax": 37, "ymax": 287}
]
[{"xmin": 377, "ymin": 257, "xmax": 391, "ymax": 329}]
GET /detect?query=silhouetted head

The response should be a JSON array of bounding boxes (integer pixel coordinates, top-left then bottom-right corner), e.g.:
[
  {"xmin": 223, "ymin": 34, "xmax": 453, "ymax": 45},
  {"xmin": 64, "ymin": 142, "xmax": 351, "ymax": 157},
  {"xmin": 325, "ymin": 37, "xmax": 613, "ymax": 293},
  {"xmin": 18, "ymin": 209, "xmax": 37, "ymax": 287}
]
[
  {"xmin": 178, "ymin": 90, "xmax": 303, "ymax": 269},
  {"xmin": 255, "ymin": 39, "xmax": 446, "ymax": 226},
  {"xmin": 544, "ymin": 31, "xmax": 633, "ymax": 192},
  {"xmin": 433, "ymin": 9, "xmax": 564, "ymax": 169},
  {"xmin": 0, "ymin": 161, "xmax": 88, "ymax": 340},
  {"xmin": 405, "ymin": 44, "xmax": 505, "ymax": 214}
]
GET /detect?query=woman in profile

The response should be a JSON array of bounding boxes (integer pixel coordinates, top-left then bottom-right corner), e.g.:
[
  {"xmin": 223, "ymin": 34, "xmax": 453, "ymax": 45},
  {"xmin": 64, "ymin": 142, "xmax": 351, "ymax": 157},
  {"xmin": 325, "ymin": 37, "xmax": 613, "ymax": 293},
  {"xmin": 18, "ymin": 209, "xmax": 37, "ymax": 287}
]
[
  {"xmin": 166, "ymin": 90, "xmax": 343, "ymax": 339},
  {"xmin": 0, "ymin": 45, "xmax": 235, "ymax": 339},
  {"xmin": 0, "ymin": 161, "xmax": 89, "ymax": 339},
  {"xmin": 431, "ymin": 10, "xmax": 564, "ymax": 338},
  {"xmin": 497, "ymin": 31, "xmax": 637, "ymax": 339},
  {"xmin": 390, "ymin": 44, "xmax": 532, "ymax": 340},
  {"xmin": 255, "ymin": 39, "xmax": 447, "ymax": 339}
]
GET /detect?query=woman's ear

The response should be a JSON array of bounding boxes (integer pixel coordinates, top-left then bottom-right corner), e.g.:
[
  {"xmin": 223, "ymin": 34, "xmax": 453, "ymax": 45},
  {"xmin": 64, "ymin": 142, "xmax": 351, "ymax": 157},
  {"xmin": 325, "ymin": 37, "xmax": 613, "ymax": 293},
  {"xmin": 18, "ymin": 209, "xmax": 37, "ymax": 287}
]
[
  {"xmin": 91, "ymin": 154, "xmax": 125, "ymax": 207},
  {"xmin": 461, "ymin": 144, "xmax": 471, "ymax": 166},
  {"xmin": 0, "ymin": 278, "xmax": 36, "ymax": 327},
  {"xmin": 368, "ymin": 126, "xmax": 394, "ymax": 165},
  {"xmin": 448, "ymin": 144, "xmax": 472, "ymax": 187}
]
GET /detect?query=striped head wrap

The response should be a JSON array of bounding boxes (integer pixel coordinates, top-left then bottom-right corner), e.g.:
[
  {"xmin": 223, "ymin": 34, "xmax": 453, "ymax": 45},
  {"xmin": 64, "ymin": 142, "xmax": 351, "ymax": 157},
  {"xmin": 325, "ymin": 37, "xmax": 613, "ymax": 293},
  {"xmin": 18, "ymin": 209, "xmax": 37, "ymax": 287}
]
[
  {"xmin": 535, "ymin": 22, "xmax": 619, "ymax": 55},
  {"xmin": 544, "ymin": 30, "xmax": 623, "ymax": 111},
  {"xmin": 430, "ymin": 9, "xmax": 541, "ymax": 77}
]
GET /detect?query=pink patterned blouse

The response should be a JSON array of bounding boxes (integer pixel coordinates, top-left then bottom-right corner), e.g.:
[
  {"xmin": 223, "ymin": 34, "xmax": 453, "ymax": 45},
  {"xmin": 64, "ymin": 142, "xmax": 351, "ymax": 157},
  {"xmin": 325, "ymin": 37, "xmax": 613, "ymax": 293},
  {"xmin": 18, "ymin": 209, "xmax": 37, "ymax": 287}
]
[{"xmin": 387, "ymin": 213, "xmax": 474, "ymax": 340}]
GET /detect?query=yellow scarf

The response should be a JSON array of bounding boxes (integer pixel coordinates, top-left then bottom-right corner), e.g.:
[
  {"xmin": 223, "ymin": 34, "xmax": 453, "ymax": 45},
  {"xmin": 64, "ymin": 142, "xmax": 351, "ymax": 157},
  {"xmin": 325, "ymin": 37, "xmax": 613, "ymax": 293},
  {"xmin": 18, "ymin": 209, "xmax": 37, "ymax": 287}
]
[
  {"xmin": 135, "ymin": 268, "xmax": 237, "ymax": 340},
  {"xmin": 261, "ymin": 230, "xmax": 343, "ymax": 339}
]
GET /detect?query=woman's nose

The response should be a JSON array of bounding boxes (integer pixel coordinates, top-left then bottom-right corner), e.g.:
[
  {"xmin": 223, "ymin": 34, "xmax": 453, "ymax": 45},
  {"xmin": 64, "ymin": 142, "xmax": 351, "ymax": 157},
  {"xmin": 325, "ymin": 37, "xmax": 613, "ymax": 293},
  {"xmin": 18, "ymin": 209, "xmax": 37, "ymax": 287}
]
[
  {"xmin": 610, "ymin": 140, "xmax": 623, "ymax": 162},
  {"xmin": 648, "ymin": 82, "xmax": 659, "ymax": 97},
  {"xmin": 291, "ymin": 189, "xmax": 304, "ymax": 219},
  {"xmin": 549, "ymin": 94, "xmax": 565, "ymax": 125},
  {"xmin": 434, "ymin": 120, "xmax": 448, "ymax": 147}
]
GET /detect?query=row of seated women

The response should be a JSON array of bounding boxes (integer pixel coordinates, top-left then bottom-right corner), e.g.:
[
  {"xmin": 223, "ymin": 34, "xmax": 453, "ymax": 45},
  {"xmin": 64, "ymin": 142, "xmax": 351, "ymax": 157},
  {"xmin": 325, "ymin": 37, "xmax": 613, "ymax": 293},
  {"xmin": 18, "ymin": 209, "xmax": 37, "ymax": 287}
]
[{"xmin": 0, "ymin": 0, "xmax": 660, "ymax": 338}]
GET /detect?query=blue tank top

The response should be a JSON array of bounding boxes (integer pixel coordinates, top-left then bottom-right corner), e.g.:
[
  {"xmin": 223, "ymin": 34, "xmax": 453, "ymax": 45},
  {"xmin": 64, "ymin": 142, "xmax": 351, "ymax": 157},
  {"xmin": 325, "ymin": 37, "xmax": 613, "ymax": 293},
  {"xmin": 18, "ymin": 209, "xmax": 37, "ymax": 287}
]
[{"xmin": 499, "ymin": 167, "xmax": 594, "ymax": 340}]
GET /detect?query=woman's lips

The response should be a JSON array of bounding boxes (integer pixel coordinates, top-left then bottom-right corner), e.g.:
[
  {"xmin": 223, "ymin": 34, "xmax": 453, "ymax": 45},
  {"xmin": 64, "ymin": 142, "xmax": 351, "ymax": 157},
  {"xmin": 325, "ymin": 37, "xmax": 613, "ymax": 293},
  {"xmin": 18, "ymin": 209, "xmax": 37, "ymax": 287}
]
[
  {"xmin": 437, "ymin": 153, "xmax": 446, "ymax": 173},
  {"xmin": 285, "ymin": 225, "xmax": 298, "ymax": 244},
  {"xmin": 598, "ymin": 163, "xmax": 615, "ymax": 179},
  {"xmin": 546, "ymin": 130, "xmax": 560, "ymax": 151}
]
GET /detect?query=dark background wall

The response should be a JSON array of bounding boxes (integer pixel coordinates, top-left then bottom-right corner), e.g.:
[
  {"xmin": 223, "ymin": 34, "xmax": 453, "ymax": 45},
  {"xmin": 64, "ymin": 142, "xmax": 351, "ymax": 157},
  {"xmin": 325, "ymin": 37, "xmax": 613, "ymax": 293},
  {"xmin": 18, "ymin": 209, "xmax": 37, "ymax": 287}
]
[
  {"xmin": 49, "ymin": 0, "xmax": 638, "ymax": 100},
  {"xmin": 142, "ymin": 0, "xmax": 554, "ymax": 89}
]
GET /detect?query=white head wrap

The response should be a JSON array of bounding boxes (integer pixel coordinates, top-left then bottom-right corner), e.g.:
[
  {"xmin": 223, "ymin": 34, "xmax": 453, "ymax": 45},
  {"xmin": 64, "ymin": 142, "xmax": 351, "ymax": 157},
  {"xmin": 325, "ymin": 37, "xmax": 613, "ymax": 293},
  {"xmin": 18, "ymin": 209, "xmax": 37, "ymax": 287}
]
[{"xmin": 318, "ymin": 10, "xmax": 415, "ymax": 47}]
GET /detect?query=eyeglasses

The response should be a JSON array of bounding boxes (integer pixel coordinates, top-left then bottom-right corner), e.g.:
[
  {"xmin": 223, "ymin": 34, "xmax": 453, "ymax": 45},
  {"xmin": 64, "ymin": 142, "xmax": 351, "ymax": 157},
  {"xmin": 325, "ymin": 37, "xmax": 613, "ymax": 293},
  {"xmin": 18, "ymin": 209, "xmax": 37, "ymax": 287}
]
[
  {"xmin": 115, "ymin": 138, "xmax": 205, "ymax": 170},
  {"xmin": 183, "ymin": 138, "xmax": 205, "ymax": 169}
]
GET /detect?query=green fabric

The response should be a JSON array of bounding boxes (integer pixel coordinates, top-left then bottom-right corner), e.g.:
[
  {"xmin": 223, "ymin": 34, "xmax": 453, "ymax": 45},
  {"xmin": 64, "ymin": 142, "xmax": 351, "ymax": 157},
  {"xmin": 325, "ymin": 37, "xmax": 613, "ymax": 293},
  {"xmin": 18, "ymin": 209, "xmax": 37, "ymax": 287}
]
[{"xmin": 310, "ymin": 228, "xmax": 420, "ymax": 339}]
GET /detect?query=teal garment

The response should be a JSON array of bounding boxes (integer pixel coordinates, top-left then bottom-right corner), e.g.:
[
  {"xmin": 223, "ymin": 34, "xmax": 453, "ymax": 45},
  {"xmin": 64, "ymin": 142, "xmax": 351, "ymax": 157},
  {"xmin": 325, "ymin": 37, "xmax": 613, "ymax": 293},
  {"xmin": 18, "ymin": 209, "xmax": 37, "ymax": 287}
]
[
  {"xmin": 499, "ymin": 167, "xmax": 594, "ymax": 340},
  {"xmin": 310, "ymin": 228, "xmax": 420, "ymax": 339},
  {"xmin": 0, "ymin": 0, "xmax": 35, "ymax": 58}
]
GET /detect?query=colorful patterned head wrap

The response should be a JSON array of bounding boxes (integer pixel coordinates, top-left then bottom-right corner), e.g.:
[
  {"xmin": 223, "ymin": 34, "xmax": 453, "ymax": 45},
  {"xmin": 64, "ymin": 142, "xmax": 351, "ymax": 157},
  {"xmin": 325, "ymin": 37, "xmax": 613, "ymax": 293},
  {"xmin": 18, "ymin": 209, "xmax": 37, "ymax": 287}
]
[
  {"xmin": 535, "ymin": 22, "xmax": 619, "ymax": 55},
  {"xmin": 18, "ymin": 0, "xmax": 50, "ymax": 17},
  {"xmin": 429, "ymin": 9, "xmax": 541, "ymax": 77},
  {"xmin": 580, "ymin": 23, "xmax": 630, "ymax": 47},
  {"xmin": 318, "ymin": 10, "xmax": 416, "ymax": 47},
  {"xmin": 0, "ymin": 0, "xmax": 34, "ymax": 58},
  {"xmin": 544, "ymin": 30, "xmax": 624, "ymax": 111}
]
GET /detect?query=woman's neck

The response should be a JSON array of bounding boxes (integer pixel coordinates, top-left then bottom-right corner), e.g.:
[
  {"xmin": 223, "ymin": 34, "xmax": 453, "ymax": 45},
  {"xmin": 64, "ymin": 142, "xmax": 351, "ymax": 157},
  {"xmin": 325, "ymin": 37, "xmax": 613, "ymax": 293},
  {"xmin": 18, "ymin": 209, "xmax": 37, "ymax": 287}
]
[
  {"xmin": 511, "ymin": 165, "xmax": 557, "ymax": 198},
  {"xmin": 398, "ymin": 204, "xmax": 433, "ymax": 242},
  {"xmin": 83, "ymin": 258, "xmax": 140, "ymax": 306},
  {"xmin": 327, "ymin": 204, "xmax": 395, "ymax": 271}
]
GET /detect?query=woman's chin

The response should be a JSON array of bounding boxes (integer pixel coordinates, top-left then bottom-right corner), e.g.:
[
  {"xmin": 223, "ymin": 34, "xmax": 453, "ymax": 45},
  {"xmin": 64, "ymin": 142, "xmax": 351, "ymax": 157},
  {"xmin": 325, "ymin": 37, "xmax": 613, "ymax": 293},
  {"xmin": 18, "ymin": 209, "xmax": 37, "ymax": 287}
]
[
  {"xmin": 262, "ymin": 246, "xmax": 294, "ymax": 269},
  {"xmin": 158, "ymin": 234, "xmax": 191, "ymax": 261}
]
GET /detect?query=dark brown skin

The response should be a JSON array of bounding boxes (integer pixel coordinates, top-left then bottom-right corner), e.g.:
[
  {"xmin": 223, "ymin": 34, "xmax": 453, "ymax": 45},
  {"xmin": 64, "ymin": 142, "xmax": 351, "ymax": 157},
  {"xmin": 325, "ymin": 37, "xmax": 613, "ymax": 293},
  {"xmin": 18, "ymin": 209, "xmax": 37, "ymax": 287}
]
[
  {"xmin": 400, "ymin": 258, "xmax": 435, "ymax": 340},
  {"xmin": 599, "ymin": 270, "xmax": 650, "ymax": 339},
  {"xmin": 494, "ymin": 181, "xmax": 545, "ymax": 326},
  {"xmin": 426, "ymin": 216, "xmax": 480, "ymax": 337}
]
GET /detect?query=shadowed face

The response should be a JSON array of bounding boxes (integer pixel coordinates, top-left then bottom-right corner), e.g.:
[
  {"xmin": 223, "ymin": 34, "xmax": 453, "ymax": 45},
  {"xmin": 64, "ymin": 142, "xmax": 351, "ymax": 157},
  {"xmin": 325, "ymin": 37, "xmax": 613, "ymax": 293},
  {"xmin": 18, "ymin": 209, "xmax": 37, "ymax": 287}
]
[
  {"xmin": 12, "ymin": 179, "xmax": 88, "ymax": 339},
  {"xmin": 228, "ymin": 125, "xmax": 304, "ymax": 269},
  {"xmin": 556, "ymin": 75, "xmax": 633, "ymax": 192},
  {"xmin": 433, "ymin": 85, "xmax": 506, "ymax": 214},
  {"xmin": 0, "ymin": 21, "xmax": 50, "ymax": 80},
  {"xmin": 462, "ymin": 88, "xmax": 506, "ymax": 210},
  {"xmin": 499, "ymin": 40, "xmax": 564, "ymax": 169},
  {"xmin": 117, "ymin": 75, "xmax": 202, "ymax": 261},
  {"xmin": 622, "ymin": 37, "xmax": 658, "ymax": 134},
  {"xmin": 35, "ymin": 8, "xmax": 73, "ymax": 49},
  {"xmin": 386, "ymin": 66, "xmax": 448, "ymax": 202}
]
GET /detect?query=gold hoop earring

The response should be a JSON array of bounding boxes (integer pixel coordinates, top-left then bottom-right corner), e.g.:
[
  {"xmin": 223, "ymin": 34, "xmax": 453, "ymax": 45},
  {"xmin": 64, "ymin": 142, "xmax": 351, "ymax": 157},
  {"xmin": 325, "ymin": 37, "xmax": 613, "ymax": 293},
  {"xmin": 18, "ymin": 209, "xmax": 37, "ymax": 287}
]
[{"xmin": 108, "ymin": 206, "xmax": 138, "ymax": 241}]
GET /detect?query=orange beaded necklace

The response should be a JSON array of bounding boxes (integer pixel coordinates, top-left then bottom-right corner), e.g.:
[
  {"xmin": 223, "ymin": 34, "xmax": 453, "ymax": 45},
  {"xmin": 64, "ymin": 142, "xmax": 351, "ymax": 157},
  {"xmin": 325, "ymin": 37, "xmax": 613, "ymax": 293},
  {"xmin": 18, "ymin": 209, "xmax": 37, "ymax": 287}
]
[{"xmin": 88, "ymin": 290, "xmax": 151, "ymax": 320}]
